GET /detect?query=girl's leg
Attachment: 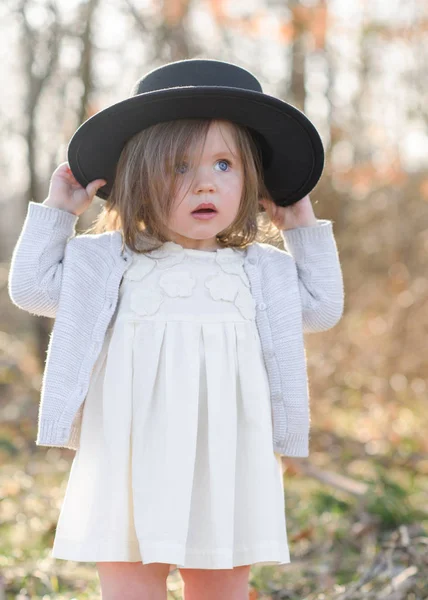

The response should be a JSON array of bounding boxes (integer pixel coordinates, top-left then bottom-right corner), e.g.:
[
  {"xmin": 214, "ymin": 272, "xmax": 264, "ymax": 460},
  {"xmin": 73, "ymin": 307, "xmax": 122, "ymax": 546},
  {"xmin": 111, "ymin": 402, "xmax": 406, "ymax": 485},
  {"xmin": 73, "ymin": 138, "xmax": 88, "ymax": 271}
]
[
  {"xmin": 96, "ymin": 561, "xmax": 171, "ymax": 600},
  {"xmin": 179, "ymin": 565, "xmax": 251, "ymax": 600}
]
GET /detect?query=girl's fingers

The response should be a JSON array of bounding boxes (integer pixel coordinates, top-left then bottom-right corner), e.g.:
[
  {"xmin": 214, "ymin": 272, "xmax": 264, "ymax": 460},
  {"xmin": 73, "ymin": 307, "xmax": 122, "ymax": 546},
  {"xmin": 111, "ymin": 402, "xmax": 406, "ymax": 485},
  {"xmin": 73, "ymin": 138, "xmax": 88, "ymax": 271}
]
[{"xmin": 87, "ymin": 179, "xmax": 107, "ymax": 198}]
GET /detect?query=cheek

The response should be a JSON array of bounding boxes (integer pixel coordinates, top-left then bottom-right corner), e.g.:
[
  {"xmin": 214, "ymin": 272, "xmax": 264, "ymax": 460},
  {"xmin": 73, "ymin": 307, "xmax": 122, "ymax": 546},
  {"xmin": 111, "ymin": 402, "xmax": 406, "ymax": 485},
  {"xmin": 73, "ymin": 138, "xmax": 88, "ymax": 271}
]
[
  {"xmin": 168, "ymin": 197, "xmax": 194, "ymax": 229},
  {"xmin": 170, "ymin": 190, "xmax": 188, "ymax": 215},
  {"xmin": 223, "ymin": 173, "xmax": 243, "ymax": 195}
]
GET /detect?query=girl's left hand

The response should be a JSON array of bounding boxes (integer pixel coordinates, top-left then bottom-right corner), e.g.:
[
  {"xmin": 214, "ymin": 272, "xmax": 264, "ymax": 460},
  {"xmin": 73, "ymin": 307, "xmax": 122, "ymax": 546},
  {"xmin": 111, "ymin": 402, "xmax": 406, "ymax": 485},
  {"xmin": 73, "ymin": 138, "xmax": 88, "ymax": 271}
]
[{"xmin": 259, "ymin": 194, "xmax": 318, "ymax": 231}]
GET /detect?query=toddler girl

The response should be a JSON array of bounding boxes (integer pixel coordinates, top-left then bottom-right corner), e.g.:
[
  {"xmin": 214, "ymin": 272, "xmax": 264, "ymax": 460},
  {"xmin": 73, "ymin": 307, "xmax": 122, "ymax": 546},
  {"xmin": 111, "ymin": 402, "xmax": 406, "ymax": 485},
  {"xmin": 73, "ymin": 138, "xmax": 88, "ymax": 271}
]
[{"xmin": 8, "ymin": 58, "xmax": 344, "ymax": 600}]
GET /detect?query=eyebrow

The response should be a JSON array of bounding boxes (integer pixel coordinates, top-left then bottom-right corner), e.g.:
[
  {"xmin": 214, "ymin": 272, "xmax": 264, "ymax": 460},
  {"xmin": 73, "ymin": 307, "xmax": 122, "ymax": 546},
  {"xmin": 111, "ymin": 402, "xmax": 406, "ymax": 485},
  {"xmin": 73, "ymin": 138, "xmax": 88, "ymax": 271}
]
[
  {"xmin": 211, "ymin": 150, "xmax": 236, "ymax": 156},
  {"xmin": 183, "ymin": 150, "xmax": 238, "ymax": 159}
]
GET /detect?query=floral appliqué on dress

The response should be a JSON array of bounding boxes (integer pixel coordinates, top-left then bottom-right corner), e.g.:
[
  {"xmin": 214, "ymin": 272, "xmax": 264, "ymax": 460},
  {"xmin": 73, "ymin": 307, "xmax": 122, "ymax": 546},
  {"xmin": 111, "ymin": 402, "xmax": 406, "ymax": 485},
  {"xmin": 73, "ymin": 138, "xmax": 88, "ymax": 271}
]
[
  {"xmin": 205, "ymin": 249, "xmax": 256, "ymax": 320},
  {"xmin": 159, "ymin": 271, "xmax": 196, "ymax": 297},
  {"xmin": 124, "ymin": 242, "xmax": 256, "ymax": 319},
  {"xmin": 125, "ymin": 244, "xmax": 195, "ymax": 316}
]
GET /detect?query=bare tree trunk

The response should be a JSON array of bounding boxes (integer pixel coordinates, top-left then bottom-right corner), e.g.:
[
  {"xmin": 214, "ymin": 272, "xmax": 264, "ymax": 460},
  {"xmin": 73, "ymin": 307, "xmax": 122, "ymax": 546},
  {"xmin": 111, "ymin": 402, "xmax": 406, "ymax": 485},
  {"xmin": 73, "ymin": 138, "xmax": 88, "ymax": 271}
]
[
  {"xmin": 125, "ymin": 0, "xmax": 202, "ymax": 63},
  {"xmin": 17, "ymin": 0, "xmax": 61, "ymax": 371},
  {"xmin": 352, "ymin": 2, "xmax": 372, "ymax": 165},
  {"xmin": 18, "ymin": 0, "xmax": 60, "ymax": 217},
  {"xmin": 289, "ymin": 0, "xmax": 307, "ymax": 111},
  {"xmin": 17, "ymin": 0, "xmax": 100, "ymax": 371},
  {"xmin": 77, "ymin": 0, "xmax": 101, "ymax": 126}
]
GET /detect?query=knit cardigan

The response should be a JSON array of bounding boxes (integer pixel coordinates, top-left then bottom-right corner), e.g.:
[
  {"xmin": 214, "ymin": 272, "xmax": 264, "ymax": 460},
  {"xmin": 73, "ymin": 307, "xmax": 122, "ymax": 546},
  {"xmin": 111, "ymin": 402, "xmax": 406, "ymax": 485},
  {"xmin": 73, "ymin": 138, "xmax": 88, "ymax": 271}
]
[{"xmin": 8, "ymin": 201, "xmax": 344, "ymax": 456}]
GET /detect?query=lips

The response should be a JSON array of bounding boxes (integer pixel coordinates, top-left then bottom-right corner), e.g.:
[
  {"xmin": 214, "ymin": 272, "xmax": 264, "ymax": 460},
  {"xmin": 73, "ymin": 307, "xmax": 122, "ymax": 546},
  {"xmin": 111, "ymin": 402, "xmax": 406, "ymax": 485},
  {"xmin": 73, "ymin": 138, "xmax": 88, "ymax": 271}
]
[{"xmin": 192, "ymin": 202, "xmax": 217, "ymax": 213}]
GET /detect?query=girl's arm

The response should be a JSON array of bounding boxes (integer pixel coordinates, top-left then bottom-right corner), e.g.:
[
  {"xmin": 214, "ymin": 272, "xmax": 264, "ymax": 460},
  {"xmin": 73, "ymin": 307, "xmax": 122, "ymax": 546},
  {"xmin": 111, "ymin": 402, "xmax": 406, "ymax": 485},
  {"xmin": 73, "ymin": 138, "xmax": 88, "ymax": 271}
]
[
  {"xmin": 8, "ymin": 201, "xmax": 79, "ymax": 318},
  {"xmin": 260, "ymin": 195, "xmax": 344, "ymax": 333},
  {"xmin": 280, "ymin": 219, "xmax": 345, "ymax": 333}
]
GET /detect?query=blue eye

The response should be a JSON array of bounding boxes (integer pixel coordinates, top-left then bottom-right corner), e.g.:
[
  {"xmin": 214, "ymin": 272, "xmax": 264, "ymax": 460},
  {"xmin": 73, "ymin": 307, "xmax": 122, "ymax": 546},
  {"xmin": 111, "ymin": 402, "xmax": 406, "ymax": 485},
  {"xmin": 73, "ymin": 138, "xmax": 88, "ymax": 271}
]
[
  {"xmin": 175, "ymin": 159, "xmax": 231, "ymax": 174},
  {"xmin": 175, "ymin": 162, "xmax": 188, "ymax": 174},
  {"xmin": 216, "ymin": 159, "xmax": 231, "ymax": 171}
]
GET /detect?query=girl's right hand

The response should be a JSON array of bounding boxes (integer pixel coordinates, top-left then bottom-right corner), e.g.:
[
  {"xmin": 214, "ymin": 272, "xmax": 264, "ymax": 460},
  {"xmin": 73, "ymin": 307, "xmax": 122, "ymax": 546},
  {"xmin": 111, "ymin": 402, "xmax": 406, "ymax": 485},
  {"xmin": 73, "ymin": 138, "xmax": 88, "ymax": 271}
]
[{"xmin": 42, "ymin": 162, "xmax": 107, "ymax": 217}]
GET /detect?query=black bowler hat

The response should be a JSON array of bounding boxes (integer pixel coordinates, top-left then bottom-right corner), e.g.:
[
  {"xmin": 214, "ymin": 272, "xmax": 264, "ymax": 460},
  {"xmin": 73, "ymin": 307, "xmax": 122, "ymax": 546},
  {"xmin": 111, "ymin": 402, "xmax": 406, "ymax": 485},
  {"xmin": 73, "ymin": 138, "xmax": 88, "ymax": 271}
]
[{"xmin": 67, "ymin": 58, "xmax": 325, "ymax": 207}]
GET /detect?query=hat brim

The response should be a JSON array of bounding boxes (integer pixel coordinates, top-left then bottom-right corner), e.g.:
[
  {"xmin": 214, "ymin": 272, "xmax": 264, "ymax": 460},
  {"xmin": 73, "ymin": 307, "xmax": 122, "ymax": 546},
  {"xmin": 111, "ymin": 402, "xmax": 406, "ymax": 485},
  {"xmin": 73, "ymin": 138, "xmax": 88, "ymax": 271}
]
[{"xmin": 67, "ymin": 86, "xmax": 324, "ymax": 205}]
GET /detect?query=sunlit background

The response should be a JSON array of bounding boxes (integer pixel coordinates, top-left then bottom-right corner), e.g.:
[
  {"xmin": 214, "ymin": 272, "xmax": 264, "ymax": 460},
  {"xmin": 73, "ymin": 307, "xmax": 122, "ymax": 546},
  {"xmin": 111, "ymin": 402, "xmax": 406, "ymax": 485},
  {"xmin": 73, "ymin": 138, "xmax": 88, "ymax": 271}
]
[{"xmin": 1, "ymin": 0, "xmax": 427, "ymax": 598}]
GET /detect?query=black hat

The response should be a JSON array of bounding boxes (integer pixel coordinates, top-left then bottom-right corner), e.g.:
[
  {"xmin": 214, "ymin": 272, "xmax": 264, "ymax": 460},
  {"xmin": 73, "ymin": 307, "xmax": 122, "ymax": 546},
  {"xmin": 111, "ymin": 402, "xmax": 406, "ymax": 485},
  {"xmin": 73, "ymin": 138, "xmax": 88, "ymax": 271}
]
[{"xmin": 67, "ymin": 58, "xmax": 324, "ymax": 206}]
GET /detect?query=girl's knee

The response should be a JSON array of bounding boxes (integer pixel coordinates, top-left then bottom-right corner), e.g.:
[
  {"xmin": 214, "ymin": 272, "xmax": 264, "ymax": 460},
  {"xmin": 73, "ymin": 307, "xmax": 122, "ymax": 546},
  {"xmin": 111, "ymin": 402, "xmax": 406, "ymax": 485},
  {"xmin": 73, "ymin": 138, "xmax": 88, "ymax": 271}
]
[
  {"xmin": 179, "ymin": 565, "xmax": 251, "ymax": 599},
  {"xmin": 97, "ymin": 561, "xmax": 170, "ymax": 600}
]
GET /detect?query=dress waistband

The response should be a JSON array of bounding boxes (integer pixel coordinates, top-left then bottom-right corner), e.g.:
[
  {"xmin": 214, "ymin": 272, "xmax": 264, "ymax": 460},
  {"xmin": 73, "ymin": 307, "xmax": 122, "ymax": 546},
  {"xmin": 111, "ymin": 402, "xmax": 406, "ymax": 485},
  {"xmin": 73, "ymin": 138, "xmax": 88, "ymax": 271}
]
[{"xmin": 111, "ymin": 312, "xmax": 256, "ymax": 325}]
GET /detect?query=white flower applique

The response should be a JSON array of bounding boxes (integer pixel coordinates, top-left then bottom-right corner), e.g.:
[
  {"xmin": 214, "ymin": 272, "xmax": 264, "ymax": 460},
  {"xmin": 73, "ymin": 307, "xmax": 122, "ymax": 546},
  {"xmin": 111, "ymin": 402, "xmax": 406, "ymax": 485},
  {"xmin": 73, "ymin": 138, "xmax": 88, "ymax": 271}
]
[
  {"xmin": 130, "ymin": 285, "xmax": 165, "ymax": 316},
  {"xmin": 126, "ymin": 243, "xmax": 191, "ymax": 315},
  {"xmin": 130, "ymin": 270, "xmax": 195, "ymax": 315},
  {"xmin": 147, "ymin": 241, "xmax": 186, "ymax": 269},
  {"xmin": 234, "ymin": 288, "xmax": 256, "ymax": 320},
  {"xmin": 205, "ymin": 271, "xmax": 240, "ymax": 302},
  {"xmin": 159, "ymin": 270, "xmax": 196, "ymax": 298},
  {"xmin": 215, "ymin": 248, "xmax": 250, "ymax": 289},
  {"xmin": 205, "ymin": 272, "xmax": 256, "ymax": 319},
  {"xmin": 123, "ymin": 253, "xmax": 156, "ymax": 281},
  {"xmin": 123, "ymin": 253, "xmax": 161, "ymax": 315}
]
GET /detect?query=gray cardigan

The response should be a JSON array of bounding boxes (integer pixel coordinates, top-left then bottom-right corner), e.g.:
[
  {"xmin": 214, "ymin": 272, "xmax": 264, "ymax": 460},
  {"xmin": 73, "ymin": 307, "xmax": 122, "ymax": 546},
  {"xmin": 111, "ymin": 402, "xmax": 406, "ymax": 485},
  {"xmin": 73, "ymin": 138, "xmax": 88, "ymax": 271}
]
[{"xmin": 8, "ymin": 201, "xmax": 344, "ymax": 456}]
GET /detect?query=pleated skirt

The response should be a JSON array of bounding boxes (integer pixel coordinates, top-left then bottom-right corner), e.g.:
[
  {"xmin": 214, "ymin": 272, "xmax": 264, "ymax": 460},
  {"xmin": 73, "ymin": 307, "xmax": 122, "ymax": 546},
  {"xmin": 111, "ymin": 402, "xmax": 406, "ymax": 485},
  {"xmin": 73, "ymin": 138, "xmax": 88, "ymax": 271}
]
[{"xmin": 51, "ymin": 313, "xmax": 290, "ymax": 569}]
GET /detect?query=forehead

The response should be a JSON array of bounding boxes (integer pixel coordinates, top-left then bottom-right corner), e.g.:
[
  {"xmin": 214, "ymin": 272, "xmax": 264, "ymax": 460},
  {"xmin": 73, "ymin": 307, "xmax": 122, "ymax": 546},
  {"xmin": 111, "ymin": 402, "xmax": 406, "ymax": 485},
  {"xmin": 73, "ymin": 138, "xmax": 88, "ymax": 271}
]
[
  {"xmin": 207, "ymin": 120, "xmax": 236, "ymax": 141},
  {"xmin": 192, "ymin": 120, "xmax": 238, "ymax": 155}
]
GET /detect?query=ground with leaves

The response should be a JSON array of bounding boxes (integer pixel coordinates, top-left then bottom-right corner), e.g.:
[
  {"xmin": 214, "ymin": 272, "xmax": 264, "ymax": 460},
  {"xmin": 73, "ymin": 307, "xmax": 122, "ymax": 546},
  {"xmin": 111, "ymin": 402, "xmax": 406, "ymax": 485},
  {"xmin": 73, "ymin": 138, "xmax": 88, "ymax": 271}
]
[{"xmin": 1, "ymin": 409, "xmax": 427, "ymax": 599}]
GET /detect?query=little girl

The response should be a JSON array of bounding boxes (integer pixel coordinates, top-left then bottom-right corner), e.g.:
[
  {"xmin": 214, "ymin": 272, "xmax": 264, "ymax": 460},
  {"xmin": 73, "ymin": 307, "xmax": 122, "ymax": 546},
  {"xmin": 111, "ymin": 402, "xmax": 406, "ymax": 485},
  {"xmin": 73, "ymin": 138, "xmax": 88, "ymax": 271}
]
[{"xmin": 8, "ymin": 58, "xmax": 344, "ymax": 599}]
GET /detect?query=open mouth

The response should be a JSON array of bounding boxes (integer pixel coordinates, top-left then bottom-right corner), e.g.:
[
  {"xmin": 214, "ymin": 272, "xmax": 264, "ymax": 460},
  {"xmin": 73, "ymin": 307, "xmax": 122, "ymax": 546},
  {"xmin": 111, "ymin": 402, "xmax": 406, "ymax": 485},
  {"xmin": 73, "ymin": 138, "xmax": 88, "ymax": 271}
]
[{"xmin": 191, "ymin": 208, "xmax": 218, "ymax": 220}]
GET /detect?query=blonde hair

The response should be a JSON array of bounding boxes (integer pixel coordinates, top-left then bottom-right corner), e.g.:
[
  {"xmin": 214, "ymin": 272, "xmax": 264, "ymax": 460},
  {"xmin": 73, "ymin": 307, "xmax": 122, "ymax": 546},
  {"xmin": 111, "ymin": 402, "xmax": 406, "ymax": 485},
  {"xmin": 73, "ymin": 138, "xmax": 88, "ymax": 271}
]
[{"xmin": 81, "ymin": 118, "xmax": 279, "ymax": 253}]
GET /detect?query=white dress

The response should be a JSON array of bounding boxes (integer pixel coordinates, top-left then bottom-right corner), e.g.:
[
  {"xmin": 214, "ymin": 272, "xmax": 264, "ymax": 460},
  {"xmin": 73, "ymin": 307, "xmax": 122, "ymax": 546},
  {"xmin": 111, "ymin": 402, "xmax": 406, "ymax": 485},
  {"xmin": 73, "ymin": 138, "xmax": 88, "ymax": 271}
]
[{"xmin": 51, "ymin": 240, "xmax": 290, "ymax": 569}]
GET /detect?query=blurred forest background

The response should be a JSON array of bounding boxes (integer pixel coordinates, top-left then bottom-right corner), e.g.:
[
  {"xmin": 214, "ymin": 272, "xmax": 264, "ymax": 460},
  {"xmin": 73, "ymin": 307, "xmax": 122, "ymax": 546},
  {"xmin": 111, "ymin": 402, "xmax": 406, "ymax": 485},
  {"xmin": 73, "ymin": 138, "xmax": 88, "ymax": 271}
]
[{"xmin": 1, "ymin": 0, "xmax": 428, "ymax": 598}]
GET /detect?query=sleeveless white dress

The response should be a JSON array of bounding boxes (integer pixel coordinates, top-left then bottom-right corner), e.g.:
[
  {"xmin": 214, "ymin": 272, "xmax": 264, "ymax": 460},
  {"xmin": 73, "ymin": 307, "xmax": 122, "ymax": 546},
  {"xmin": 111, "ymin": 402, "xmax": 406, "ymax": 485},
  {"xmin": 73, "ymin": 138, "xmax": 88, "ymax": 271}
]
[{"xmin": 51, "ymin": 240, "xmax": 290, "ymax": 569}]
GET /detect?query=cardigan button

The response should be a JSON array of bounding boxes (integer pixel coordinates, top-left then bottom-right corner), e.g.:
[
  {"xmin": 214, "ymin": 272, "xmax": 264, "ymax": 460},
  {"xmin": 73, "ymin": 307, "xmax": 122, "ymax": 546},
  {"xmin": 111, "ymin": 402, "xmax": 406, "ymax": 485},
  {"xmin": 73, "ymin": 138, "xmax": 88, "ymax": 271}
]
[
  {"xmin": 258, "ymin": 302, "xmax": 267, "ymax": 310},
  {"xmin": 248, "ymin": 257, "xmax": 257, "ymax": 265}
]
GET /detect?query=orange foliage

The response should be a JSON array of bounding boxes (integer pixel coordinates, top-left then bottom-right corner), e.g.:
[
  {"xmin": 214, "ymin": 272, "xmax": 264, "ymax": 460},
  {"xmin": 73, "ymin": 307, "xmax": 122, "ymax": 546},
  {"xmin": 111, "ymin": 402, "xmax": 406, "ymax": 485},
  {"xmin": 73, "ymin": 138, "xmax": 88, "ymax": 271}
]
[
  {"xmin": 311, "ymin": 1, "xmax": 328, "ymax": 50},
  {"xmin": 280, "ymin": 1, "xmax": 330, "ymax": 49},
  {"xmin": 85, "ymin": 102, "xmax": 101, "ymax": 119},
  {"xmin": 161, "ymin": 0, "xmax": 190, "ymax": 26},
  {"xmin": 236, "ymin": 12, "xmax": 265, "ymax": 36},
  {"xmin": 419, "ymin": 177, "xmax": 428, "ymax": 201},
  {"xmin": 208, "ymin": 0, "xmax": 227, "ymax": 23},
  {"xmin": 279, "ymin": 21, "xmax": 294, "ymax": 43},
  {"xmin": 290, "ymin": 526, "xmax": 316, "ymax": 543},
  {"xmin": 291, "ymin": 5, "xmax": 313, "ymax": 28},
  {"xmin": 364, "ymin": 22, "xmax": 428, "ymax": 40},
  {"xmin": 207, "ymin": 1, "xmax": 268, "ymax": 35},
  {"xmin": 206, "ymin": 0, "xmax": 329, "ymax": 48},
  {"xmin": 334, "ymin": 159, "xmax": 408, "ymax": 194}
]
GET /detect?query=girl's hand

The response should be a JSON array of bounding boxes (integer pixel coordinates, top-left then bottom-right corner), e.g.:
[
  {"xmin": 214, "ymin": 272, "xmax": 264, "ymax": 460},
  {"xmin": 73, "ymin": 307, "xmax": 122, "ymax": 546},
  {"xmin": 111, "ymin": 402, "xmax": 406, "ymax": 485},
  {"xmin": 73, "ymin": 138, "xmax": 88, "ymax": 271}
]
[
  {"xmin": 259, "ymin": 194, "xmax": 318, "ymax": 231},
  {"xmin": 42, "ymin": 162, "xmax": 106, "ymax": 217}
]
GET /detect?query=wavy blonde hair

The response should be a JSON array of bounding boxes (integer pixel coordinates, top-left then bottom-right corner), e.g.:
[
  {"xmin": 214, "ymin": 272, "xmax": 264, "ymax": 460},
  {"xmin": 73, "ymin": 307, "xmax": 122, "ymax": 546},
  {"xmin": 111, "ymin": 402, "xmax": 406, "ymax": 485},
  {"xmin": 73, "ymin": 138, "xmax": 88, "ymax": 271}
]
[{"xmin": 81, "ymin": 118, "xmax": 279, "ymax": 253}]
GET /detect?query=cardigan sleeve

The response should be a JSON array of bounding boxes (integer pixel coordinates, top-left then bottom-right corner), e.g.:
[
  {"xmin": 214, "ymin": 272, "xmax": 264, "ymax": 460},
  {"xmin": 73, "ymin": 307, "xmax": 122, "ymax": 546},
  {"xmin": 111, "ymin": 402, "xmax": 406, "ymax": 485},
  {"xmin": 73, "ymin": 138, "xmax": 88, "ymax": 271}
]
[
  {"xmin": 280, "ymin": 219, "xmax": 345, "ymax": 333},
  {"xmin": 8, "ymin": 202, "xmax": 79, "ymax": 318}
]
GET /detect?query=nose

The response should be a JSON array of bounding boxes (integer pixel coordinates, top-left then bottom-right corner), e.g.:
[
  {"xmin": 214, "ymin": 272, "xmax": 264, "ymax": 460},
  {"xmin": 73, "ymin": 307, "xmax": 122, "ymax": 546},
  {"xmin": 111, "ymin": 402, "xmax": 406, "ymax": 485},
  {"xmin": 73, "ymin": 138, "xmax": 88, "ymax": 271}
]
[
  {"xmin": 193, "ymin": 167, "xmax": 216, "ymax": 194},
  {"xmin": 196, "ymin": 182, "xmax": 215, "ymax": 194}
]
